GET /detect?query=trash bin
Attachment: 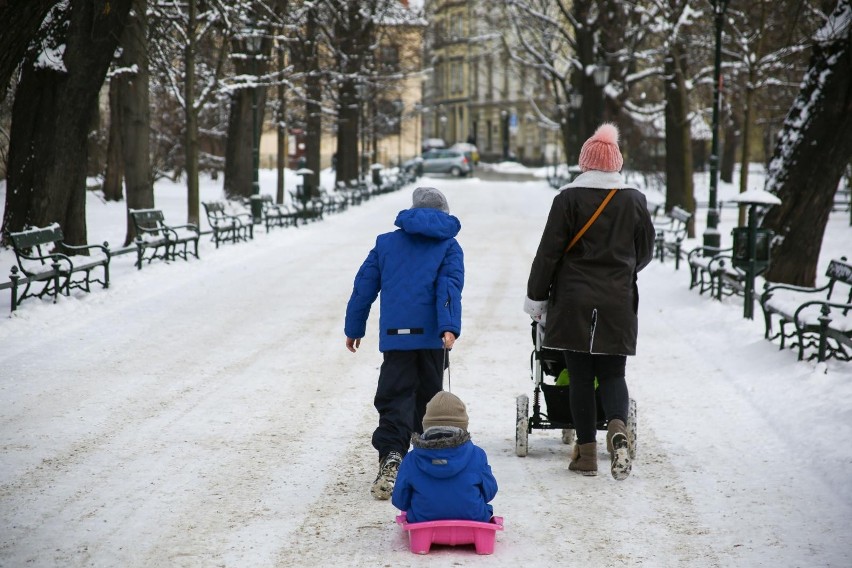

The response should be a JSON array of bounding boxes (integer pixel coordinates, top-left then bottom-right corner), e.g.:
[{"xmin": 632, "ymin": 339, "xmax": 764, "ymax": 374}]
[
  {"xmin": 731, "ymin": 227, "xmax": 773, "ymax": 273},
  {"xmin": 250, "ymin": 195, "xmax": 263, "ymax": 225},
  {"xmin": 371, "ymin": 164, "xmax": 384, "ymax": 188}
]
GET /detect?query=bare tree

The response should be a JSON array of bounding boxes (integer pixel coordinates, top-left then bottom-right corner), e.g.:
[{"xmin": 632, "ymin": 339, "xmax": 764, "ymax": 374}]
[
  {"xmin": 2, "ymin": 0, "xmax": 132, "ymax": 249},
  {"xmin": 762, "ymin": 0, "xmax": 852, "ymax": 286}
]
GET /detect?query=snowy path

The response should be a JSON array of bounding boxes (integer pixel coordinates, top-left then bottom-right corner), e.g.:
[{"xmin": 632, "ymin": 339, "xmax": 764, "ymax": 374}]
[{"xmin": 1, "ymin": 177, "xmax": 850, "ymax": 567}]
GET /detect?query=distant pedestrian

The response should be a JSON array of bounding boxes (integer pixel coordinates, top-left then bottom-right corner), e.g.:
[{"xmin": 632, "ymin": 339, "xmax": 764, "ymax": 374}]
[
  {"xmin": 524, "ymin": 123, "xmax": 655, "ymax": 480},
  {"xmin": 392, "ymin": 391, "xmax": 497, "ymax": 522},
  {"xmin": 345, "ymin": 187, "xmax": 464, "ymax": 499}
]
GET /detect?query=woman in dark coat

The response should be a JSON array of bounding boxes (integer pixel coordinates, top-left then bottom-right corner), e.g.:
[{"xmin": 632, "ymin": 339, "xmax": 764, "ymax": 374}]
[{"xmin": 524, "ymin": 123, "xmax": 655, "ymax": 480}]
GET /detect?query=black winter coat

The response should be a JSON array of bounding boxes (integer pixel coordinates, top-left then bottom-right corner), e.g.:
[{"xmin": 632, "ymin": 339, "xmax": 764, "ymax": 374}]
[{"xmin": 527, "ymin": 171, "xmax": 656, "ymax": 355}]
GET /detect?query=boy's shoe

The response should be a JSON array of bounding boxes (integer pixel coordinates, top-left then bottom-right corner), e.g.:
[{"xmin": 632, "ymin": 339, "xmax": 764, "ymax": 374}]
[
  {"xmin": 371, "ymin": 451, "xmax": 402, "ymax": 500},
  {"xmin": 607, "ymin": 419, "xmax": 632, "ymax": 481}
]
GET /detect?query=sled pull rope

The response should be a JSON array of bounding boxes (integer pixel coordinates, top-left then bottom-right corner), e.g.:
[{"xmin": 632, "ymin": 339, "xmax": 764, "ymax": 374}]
[{"xmin": 444, "ymin": 347, "xmax": 451, "ymax": 393}]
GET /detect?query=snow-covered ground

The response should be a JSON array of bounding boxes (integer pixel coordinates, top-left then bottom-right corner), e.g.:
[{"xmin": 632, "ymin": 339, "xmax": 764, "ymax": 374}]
[{"xmin": 0, "ymin": 167, "xmax": 850, "ymax": 567}]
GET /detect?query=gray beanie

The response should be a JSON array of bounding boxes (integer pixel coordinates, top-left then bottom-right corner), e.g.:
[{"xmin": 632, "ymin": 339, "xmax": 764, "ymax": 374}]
[
  {"xmin": 411, "ymin": 187, "xmax": 449, "ymax": 213},
  {"xmin": 422, "ymin": 391, "xmax": 469, "ymax": 431}
]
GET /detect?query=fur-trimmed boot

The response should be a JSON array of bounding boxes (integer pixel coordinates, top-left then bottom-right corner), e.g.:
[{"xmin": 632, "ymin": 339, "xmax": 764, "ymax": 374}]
[
  {"xmin": 607, "ymin": 419, "xmax": 632, "ymax": 481},
  {"xmin": 568, "ymin": 442, "xmax": 598, "ymax": 476}
]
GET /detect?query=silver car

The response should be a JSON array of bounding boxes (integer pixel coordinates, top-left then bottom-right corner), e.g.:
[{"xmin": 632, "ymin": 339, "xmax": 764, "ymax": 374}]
[{"xmin": 421, "ymin": 149, "xmax": 472, "ymax": 177}]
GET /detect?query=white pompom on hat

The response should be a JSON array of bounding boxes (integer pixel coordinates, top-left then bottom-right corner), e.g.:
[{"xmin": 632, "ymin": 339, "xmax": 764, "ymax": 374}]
[{"xmin": 578, "ymin": 123, "xmax": 624, "ymax": 173}]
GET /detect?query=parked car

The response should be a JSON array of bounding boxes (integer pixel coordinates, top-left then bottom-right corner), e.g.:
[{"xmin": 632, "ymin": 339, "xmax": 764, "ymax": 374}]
[
  {"xmin": 450, "ymin": 142, "xmax": 480, "ymax": 166},
  {"xmin": 421, "ymin": 149, "xmax": 472, "ymax": 177},
  {"xmin": 421, "ymin": 138, "xmax": 447, "ymax": 153}
]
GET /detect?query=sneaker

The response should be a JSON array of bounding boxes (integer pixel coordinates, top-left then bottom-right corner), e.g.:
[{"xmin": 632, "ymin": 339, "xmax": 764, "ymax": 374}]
[{"xmin": 371, "ymin": 451, "xmax": 402, "ymax": 500}]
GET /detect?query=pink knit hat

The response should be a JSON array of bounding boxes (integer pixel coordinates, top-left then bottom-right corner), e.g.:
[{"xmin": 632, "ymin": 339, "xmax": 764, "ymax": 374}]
[{"xmin": 578, "ymin": 123, "xmax": 624, "ymax": 172}]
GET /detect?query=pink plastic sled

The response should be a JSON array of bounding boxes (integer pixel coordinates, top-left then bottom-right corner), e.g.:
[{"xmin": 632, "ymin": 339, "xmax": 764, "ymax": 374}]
[{"xmin": 395, "ymin": 513, "xmax": 504, "ymax": 555}]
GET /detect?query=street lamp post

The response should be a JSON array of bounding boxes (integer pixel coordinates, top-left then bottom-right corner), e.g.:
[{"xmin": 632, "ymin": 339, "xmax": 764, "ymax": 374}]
[
  {"xmin": 245, "ymin": 31, "xmax": 263, "ymax": 223},
  {"xmin": 704, "ymin": 0, "xmax": 730, "ymax": 250}
]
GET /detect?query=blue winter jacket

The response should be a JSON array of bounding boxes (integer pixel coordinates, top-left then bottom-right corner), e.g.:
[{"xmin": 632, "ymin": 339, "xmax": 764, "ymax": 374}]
[
  {"xmin": 344, "ymin": 207, "xmax": 464, "ymax": 352},
  {"xmin": 392, "ymin": 428, "xmax": 497, "ymax": 523}
]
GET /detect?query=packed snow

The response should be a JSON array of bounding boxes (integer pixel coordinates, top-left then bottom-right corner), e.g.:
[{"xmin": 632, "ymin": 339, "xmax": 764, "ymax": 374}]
[{"xmin": 0, "ymin": 166, "xmax": 850, "ymax": 567}]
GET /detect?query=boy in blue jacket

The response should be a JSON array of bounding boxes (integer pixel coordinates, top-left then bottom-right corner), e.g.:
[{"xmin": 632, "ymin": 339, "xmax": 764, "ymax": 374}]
[
  {"xmin": 345, "ymin": 187, "xmax": 464, "ymax": 500},
  {"xmin": 392, "ymin": 391, "xmax": 498, "ymax": 522}
]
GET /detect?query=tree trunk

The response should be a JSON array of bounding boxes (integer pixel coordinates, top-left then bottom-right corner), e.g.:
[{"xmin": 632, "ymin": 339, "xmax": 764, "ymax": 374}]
[
  {"xmin": 2, "ymin": 0, "xmax": 132, "ymax": 250},
  {"xmin": 277, "ymin": 42, "xmax": 287, "ymax": 205},
  {"xmin": 738, "ymin": 82, "xmax": 755, "ymax": 227},
  {"xmin": 663, "ymin": 48, "xmax": 696, "ymax": 236},
  {"xmin": 0, "ymin": 0, "xmax": 57, "ymax": 104},
  {"xmin": 336, "ymin": 81, "xmax": 359, "ymax": 186},
  {"xmin": 223, "ymin": 39, "xmax": 270, "ymax": 200},
  {"xmin": 184, "ymin": 0, "xmax": 199, "ymax": 226},
  {"xmin": 304, "ymin": 8, "xmax": 322, "ymax": 195},
  {"xmin": 103, "ymin": 78, "xmax": 125, "ymax": 202},
  {"xmin": 720, "ymin": 110, "xmax": 738, "ymax": 184},
  {"xmin": 762, "ymin": 0, "xmax": 852, "ymax": 286},
  {"xmin": 120, "ymin": 0, "xmax": 153, "ymax": 246}
]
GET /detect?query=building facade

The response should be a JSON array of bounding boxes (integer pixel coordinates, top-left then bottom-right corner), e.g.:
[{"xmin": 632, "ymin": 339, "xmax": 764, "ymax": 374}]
[{"xmin": 422, "ymin": 0, "xmax": 559, "ymax": 165}]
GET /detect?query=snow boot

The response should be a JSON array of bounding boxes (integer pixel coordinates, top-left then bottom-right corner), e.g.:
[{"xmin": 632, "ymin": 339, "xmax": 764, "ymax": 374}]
[
  {"xmin": 371, "ymin": 451, "xmax": 402, "ymax": 500},
  {"xmin": 568, "ymin": 442, "xmax": 598, "ymax": 476},
  {"xmin": 607, "ymin": 419, "xmax": 632, "ymax": 481}
]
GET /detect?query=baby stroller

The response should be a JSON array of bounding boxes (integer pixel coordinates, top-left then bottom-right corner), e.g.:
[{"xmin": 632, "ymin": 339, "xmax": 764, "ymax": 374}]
[{"xmin": 515, "ymin": 322, "xmax": 637, "ymax": 458}]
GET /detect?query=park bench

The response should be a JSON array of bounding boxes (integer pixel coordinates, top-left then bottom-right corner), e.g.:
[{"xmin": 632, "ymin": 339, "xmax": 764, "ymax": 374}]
[
  {"xmin": 653, "ymin": 206, "xmax": 692, "ymax": 269},
  {"xmin": 129, "ymin": 208, "xmax": 200, "ymax": 269},
  {"xmin": 759, "ymin": 257, "xmax": 852, "ymax": 362},
  {"xmin": 7, "ymin": 223, "xmax": 110, "ymax": 308},
  {"xmin": 252, "ymin": 194, "xmax": 300, "ymax": 232},
  {"xmin": 336, "ymin": 181, "xmax": 362, "ymax": 206},
  {"xmin": 319, "ymin": 189, "xmax": 347, "ymax": 214},
  {"xmin": 288, "ymin": 189, "xmax": 324, "ymax": 223},
  {"xmin": 687, "ymin": 245, "xmax": 733, "ymax": 296},
  {"xmin": 202, "ymin": 201, "xmax": 254, "ymax": 247}
]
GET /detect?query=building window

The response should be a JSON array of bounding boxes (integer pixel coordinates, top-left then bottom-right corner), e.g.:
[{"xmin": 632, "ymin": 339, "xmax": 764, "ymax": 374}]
[
  {"xmin": 380, "ymin": 45, "xmax": 399, "ymax": 73},
  {"xmin": 450, "ymin": 59, "xmax": 464, "ymax": 95}
]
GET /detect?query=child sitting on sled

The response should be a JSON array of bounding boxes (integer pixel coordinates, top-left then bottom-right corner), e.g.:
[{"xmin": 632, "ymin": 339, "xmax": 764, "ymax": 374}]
[{"xmin": 392, "ymin": 391, "xmax": 498, "ymax": 522}]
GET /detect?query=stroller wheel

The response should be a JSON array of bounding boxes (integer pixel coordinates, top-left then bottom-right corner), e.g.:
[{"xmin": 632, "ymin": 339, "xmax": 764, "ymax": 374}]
[
  {"xmin": 626, "ymin": 398, "xmax": 638, "ymax": 459},
  {"xmin": 561, "ymin": 428, "xmax": 575, "ymax": 445},
  {"xmin": 515, "ymin": 395, "xmax": 529, "ymax": 457}
]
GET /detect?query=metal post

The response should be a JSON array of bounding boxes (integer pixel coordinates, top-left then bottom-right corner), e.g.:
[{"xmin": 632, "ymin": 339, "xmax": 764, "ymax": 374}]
[
  {"xmin": 744, "ymin": 204, "xmax": 757, "ymax": 319},
  {"xmin": 252, "ymin": 74, "xmax": 259, "ymax": 198},
  {"xmin": 704, "ymin": 0, "xmax": 729, "ymax": 250}
]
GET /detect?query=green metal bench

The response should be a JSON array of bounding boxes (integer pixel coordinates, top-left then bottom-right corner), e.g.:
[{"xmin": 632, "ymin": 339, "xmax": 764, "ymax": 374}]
[
  {"xmin": 129, "ymin": 209, "xmax": 200, "ymax": 269},
  {"xmin": 653, "ymin": 206, "xmax": 692, "ymax": 269},
  {"xmin": 8, "ymin": 223, "xmax": 110, "ymax": 309},
  {"xmin": 253, "ymin": 194, "xmax": 300, "ymax": 232},
  {"xmin": 760, "ymin": 257, "xmax": 852, "ymax": 362},
  {"xmin": 202, "ymin": 201, "xmax": 254, "ymax": 247}
]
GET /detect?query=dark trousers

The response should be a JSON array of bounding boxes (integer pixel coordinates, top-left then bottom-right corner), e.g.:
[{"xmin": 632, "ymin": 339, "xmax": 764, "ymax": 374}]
[
  {"xmin": 372, "ymin": 349, "xmax": 445, "ymax": 459},
  {"xmin": 563, "ymin": 351, "xmax": 629, "ymax": 444}
]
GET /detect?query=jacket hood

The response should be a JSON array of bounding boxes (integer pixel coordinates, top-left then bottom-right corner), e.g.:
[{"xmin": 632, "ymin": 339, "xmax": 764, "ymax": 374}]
[
  {"xmin": 409, "ymin": 428, "xmax": 474, "ymax": 479},
  {"xmin": 395, "ymin": 208, "xmax": 461, "ymax": 240}
]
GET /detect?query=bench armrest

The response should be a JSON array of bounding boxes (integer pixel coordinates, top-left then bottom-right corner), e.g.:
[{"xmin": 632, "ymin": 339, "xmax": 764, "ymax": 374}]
[
  {"xmin": 793, "ymin": 299, "xmax": 852, "ymax": 328},
  {"xmin": 166, "ymin": 223, "xmax": 200, "ymax": 234},
  {"xmin": 762, "ymin": 281, "xmax": 830, "ymax": 299},
  {"xmin": 64, "ymin": 241, "xmax": 110, "ymax": 259}
]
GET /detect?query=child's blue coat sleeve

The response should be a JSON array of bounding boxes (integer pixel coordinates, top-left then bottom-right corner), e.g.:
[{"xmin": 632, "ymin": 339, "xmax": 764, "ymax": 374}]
[
  {"xmin": 344, "ymin": 247, "xmax": 381, "ymax": 339},
  {"xmin": 436, "ymin": 241, "xmax": 464, "ymax": 337},
  {"xmin": 477, "ymin": 448, "xmax": 498, "ymax": 502},
  {"xmin": 391, "ymin": 458, "xmax": 413, "ymax": 512}
]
